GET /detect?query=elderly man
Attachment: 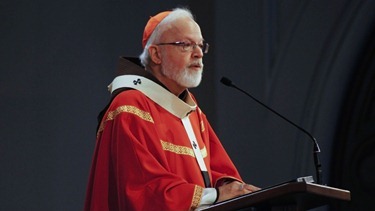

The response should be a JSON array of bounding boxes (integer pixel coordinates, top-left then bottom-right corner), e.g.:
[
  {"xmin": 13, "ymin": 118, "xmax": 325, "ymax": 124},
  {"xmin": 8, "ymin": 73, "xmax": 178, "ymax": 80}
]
[{"xmin": 85, "ymin": 7, "xmax": 259, "ymax": 211}]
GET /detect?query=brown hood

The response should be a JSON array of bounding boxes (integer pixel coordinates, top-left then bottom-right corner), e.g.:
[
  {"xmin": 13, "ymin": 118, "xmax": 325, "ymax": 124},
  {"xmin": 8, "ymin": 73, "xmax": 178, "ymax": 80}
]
[{"xmin": 113, "ymin": 56, "xmax": 168, "ymax": 95}]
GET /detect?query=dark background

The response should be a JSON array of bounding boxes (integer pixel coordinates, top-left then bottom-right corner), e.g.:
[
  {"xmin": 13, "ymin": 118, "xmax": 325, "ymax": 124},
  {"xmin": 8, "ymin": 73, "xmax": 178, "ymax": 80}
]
[{"xmin": 1, "ymin": 0, "xmax": 374, "ymax": 210}]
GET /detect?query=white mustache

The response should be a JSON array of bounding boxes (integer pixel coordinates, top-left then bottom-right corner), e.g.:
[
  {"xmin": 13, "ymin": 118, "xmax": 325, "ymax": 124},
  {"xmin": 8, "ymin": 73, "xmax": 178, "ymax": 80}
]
[{"xmin": 189, "ymin": 61, "xmax": 204, "ymax": 68}]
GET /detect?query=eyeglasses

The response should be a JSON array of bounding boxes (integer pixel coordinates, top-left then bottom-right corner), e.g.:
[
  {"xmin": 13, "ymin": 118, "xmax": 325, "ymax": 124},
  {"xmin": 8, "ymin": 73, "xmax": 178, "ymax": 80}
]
[{"xmin": 156, "ymin": 41, "xmax": 209, "ymax": 54}]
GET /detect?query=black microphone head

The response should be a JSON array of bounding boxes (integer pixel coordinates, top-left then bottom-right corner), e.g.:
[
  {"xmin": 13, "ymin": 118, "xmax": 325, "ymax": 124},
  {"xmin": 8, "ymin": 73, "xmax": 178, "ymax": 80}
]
[{"xmin": 220, "ymin": 77, "xmax": 233, "ymax": 87}]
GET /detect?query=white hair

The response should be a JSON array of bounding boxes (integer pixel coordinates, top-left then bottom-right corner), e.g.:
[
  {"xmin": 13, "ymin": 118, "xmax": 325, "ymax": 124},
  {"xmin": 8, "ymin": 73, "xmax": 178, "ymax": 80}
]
[{"xmin": 139, "ymin": 8, "xmax": 195, "ymax": 68}]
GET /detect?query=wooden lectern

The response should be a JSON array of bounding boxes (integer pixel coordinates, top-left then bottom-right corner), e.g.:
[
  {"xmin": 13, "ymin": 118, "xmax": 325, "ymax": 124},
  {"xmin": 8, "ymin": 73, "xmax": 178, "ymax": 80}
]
[{"xmin": 201, "ymin": 177, "xmax": 351, "ymax": 211}]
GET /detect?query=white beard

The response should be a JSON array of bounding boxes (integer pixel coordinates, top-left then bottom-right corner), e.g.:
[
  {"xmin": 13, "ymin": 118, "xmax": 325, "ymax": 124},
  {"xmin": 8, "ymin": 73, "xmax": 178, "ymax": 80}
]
[{"xmin": 161, "ymin": 62, "xmax": 203, "ymax": 88}]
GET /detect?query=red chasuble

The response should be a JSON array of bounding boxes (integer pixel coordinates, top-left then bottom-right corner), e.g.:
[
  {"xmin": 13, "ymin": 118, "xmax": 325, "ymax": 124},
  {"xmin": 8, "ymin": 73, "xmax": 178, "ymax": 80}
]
[{"xmin": 85, "ymin": 75, "xmax": 242, "ymax": 211}]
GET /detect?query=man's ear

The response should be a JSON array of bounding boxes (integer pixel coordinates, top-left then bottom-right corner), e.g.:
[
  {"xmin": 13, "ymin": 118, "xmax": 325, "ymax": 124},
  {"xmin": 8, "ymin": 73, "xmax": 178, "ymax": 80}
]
[{"xmin": 149, "ymin": 46, "xmax": 162, "ymax": 64}]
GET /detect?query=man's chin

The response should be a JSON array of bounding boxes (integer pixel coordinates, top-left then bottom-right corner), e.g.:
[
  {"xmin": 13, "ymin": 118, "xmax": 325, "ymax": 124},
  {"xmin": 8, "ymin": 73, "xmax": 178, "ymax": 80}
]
[{"xmin": 184, "ymin": 77, "xmax": 202, "ymax": 88}]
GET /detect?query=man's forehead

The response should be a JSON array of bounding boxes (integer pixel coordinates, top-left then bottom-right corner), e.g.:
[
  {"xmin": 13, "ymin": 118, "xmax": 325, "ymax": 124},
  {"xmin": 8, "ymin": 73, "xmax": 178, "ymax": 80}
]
[{"xmin": 162, "ymin": 19, "xmax": 203, "ymax": 41}]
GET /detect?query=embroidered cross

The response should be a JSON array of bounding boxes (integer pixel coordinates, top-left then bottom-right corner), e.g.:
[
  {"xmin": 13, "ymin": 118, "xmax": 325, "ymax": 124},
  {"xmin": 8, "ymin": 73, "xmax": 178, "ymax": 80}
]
[
  {"xmin": 192, "ymin": 141, "xmax": 197, "ymax": 149},
  {"xmin": 133, "ymin": 78, "xmax": 141, "ymax": 85}
]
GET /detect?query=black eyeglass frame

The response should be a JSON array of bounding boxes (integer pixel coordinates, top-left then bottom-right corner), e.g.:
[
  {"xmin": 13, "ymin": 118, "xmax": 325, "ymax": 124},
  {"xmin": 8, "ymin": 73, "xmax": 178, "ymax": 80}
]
[{"xmin": 156, "ymin": 41, "xmax": 209, "ymax": 54}]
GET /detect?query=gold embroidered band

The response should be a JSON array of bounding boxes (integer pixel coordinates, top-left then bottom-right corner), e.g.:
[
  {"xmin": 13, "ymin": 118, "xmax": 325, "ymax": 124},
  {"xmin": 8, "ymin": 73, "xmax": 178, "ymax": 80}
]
[
  {"xmin": 97, "ymin": 105, "xmax": 154, "ymax": 134},
  {"xmin": 191, "ymin": 185, "xmax": 203, "ymax": 209},
  {"xmin": 161, "ymin": 140, "xmax": 207, "ymax": 158}
]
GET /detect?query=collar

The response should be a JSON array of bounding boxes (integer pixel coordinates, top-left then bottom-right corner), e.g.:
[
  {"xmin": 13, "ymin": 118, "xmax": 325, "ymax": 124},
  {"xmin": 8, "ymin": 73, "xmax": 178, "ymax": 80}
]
[{"xmin": 109, "ymin": 74, "xmax": 196, "ymax": 119}]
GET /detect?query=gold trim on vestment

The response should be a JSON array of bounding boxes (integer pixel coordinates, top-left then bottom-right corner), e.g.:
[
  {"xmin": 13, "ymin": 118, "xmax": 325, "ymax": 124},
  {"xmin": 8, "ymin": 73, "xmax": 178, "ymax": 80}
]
[
  {"xmin": 191, "ymin": 185, "xmax": 203, "ymax": 210},
  {"xmin": 200, "ymin": 120, "xmax": 205, "ymax": 132},
  {"xmin": 97, "ymin": 105, "xmax": 154, "ymax": 135},
  {"xmin": 197, "ymin": 108, "xmax": 205, "ymax": 132},
  {"xmin": 160, "ymin": 140, "xmax": 207, "ymax": 158}
]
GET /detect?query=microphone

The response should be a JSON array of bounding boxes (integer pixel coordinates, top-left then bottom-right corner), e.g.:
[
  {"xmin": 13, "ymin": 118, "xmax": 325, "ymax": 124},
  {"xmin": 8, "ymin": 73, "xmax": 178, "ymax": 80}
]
[{"xmin": 220, "ymin": 76, "xmax": 323, "ymax": 185}]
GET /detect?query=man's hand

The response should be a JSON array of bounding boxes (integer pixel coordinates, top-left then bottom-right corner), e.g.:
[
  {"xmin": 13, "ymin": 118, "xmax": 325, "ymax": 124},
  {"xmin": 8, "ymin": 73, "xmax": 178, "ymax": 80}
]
[{"xmin": 216, "ymin": 181, "xmax": 260, "ymax": 202}]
